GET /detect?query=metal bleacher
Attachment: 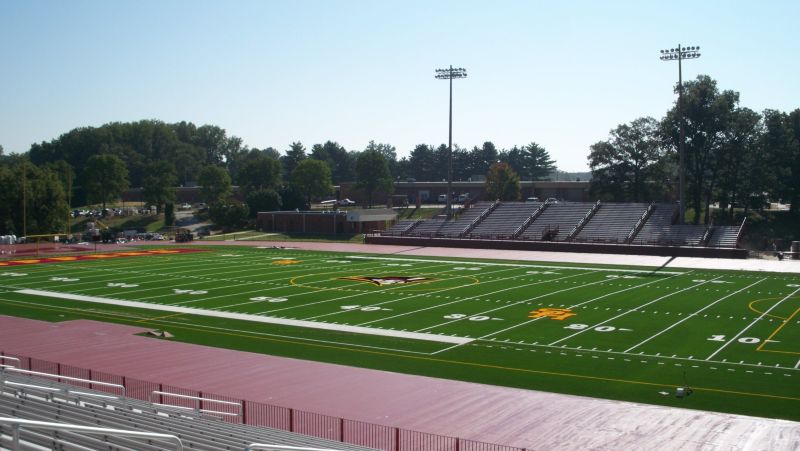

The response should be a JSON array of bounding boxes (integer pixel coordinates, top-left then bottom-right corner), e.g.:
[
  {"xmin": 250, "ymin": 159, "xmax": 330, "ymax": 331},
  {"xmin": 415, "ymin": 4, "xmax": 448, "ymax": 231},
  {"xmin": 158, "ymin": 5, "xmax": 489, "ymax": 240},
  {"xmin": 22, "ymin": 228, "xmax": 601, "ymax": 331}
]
[
  {"xmin": 576, "ymin": 203, "xmax": 649, "ymax": 243},
  {"xmin": 707, "ymin": 225, "xmax": 741, "ymax": 248},
  {"xmin": 520, "ymin": 202, "xmax": 595, "ymax": 241},
  {"xmin": 0, "ymin": 371, "xmax": 375, "ymax": 451},
  {"xmin": 436, "ymin": 202, "xmax": 494, "ymax": 237},
  {"xmin": 469, "ymin": 202, "xmax": 541, "ymax": 239}
]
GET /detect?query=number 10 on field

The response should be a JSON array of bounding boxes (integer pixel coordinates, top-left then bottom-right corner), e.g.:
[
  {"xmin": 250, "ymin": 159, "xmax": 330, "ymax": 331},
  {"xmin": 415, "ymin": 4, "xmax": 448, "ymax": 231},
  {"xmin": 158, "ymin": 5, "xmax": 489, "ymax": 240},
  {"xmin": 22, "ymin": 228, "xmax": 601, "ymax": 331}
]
[{"xmin": 707, "ymin": 335, "xmax": 761, "ymax": 344}]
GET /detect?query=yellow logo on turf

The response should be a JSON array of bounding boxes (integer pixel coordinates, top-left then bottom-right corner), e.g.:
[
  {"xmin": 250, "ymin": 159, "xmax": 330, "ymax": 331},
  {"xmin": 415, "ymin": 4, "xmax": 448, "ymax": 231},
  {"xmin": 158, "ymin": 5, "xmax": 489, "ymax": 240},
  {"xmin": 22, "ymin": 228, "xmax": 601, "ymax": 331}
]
[
  {"xmin": 529, "ymin": 308, "xmax": 576, "ymax": 320},
  {"xmin": 273, "ymin": 259, "xmax": 301, "ymax": 265}
]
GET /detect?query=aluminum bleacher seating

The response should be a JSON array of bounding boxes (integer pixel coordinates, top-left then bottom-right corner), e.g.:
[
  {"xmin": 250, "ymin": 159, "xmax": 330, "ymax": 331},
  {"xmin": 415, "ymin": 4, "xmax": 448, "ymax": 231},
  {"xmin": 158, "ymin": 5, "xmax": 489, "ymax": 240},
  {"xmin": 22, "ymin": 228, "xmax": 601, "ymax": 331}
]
[
  {"xmin": 469, "ymin": 202, "xmax": 541, "ymax": 239},
  {"xmin": 382, "ymin": 220, "xmax": 417, "ymax": 236},
  {"xmin": 520, "ymin": 202, "xmax": 594, "ymax": 241},
  {"xmin": 435, "ymin": 202, "xmax": 494, "ymax": 237},
  {"xmin": 0, "ymin": 371, "xmax": 375, "ymax": 451},
  {"xmin": 576, "ymin": 203, "xmax": 649, "ymax": 243},
  {"xmin": 707, "ymin": 225, "xmax": 740, "ymax": 248}
]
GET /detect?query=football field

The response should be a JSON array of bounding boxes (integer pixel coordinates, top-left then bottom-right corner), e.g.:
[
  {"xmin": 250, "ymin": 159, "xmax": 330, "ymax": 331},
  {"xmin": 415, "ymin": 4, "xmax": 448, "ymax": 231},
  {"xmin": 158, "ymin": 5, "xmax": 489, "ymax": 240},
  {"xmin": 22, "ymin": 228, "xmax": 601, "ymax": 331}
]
[{"xmin": 1, "ymin": 245, "xmax": 799, "ymax": 421}]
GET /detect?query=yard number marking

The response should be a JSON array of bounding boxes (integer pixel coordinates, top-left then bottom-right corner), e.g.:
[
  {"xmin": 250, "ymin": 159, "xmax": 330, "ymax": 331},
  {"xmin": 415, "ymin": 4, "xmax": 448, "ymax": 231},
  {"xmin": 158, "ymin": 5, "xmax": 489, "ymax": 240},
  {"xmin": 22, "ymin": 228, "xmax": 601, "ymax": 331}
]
[
  {"xmin": 173, "ymin": 289, "xmax": 207, "ymax": 295},
  {"xmin": 444, "ymin": 313, "xmax": 502, "ymax": 321},
  {"xmin": 50, "ymin": 277, "xmax": 79, "ymax": 282},
  {"xmin": 250, "ymin": 296, "xmax": 288, "ymax": 303},
  {"xmin": 107, "ymin": 282, "xmax": 138, "ymax": 288},
  {"xmin": 707, "ymin": 335, "xmax": 761, "ymax": 344},
  {"xmin": 1, "ymin": 272, "xmax": 27, "ymax": 277},
  {"xmin": 340, "ymin": 305, "xmax": 392, "ymax": 312},
  {"xmin": 564, "ymin": 324, "xmax": 621, "ymax": 332}
]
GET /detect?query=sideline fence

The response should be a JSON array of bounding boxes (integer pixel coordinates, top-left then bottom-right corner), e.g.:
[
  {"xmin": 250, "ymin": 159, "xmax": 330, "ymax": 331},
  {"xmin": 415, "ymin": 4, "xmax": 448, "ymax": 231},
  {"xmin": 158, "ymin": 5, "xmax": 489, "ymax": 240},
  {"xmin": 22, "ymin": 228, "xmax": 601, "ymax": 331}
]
[{"xmin": 1, "ymin": 352, "xmax": 525, "ymax": 451}]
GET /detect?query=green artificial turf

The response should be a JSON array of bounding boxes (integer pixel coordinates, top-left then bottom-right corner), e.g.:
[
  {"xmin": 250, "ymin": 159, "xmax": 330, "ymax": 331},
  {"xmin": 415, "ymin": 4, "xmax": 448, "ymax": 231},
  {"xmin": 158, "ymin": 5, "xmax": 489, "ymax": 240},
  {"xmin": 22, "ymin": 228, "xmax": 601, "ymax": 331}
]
[{"xmin": 0, "ymin": 245, "xmax": 798, "ymax": 421}]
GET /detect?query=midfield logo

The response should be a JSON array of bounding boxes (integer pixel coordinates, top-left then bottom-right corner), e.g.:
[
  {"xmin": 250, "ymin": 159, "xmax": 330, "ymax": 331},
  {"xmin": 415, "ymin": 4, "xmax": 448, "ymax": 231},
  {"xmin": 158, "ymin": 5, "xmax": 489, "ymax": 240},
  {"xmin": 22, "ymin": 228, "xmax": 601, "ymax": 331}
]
[
  {"xmin": 339, "ymin": 276, "xmax": 431, "ymax": 286},
  {"xmin": 528, "ymin": 308, "xmax": 576, "ymax": 320}
]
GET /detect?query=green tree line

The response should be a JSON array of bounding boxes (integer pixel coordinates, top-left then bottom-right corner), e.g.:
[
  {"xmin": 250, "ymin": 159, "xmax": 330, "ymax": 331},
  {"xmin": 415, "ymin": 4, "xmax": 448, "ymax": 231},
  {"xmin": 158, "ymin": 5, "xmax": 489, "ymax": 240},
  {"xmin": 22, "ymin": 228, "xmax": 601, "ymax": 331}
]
[{"xmin": 589, "ymin": 75, "xmax": 800, "ymax": 223}]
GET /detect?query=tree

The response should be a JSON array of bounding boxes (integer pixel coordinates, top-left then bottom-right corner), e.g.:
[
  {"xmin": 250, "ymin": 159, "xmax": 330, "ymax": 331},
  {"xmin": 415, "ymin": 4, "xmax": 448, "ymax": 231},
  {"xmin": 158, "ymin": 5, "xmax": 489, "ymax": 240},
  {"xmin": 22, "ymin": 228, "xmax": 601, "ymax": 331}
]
[
  {"xmin": 716, "ymin": 108, "xmax": 762, "ymax": 219},
  {"xmin": 281, "ymin": 141, "xmax": 307, "ymax": 181},
  {"xmin": 0, "ymin": 160, "xmax": 68, "ymax": 235},
  {"xmin": 364, "ymin": 141, "xmax": 398, "ymax": 178},
  {"xmin": 142, "ymin": 161, "xmax": 177, "ymax": 213},
  {"xmin": 356, "ymin": 149, "xmax": 394, "ymax": 207},
  {"xmin": 520, "ymin": 142, "xmax": 557, "ymax": 181},
  {"xmin": 485, "ymin": 162, "xmax": 520, "ymax": 201},
  {"xmin": 164, "ymin": 202, "xmax": 175, "ymax": 227},
  {"xmin": 407, "ymin": 144, "xmax": 437, "ymax": 181},
  {"xmin": 84, "ymin": 154, "xmax": 129, "ymax": 210},
  {"xmin": 198, "ymin": 165, "xmax": 232, "ymax": 205},
  {"xmin": 290, "ymin": 159, "xmax": 332, "ymax": 208},
  {"xmin": 588, "ymin": 117, "xmax": 668, "ymax": 202},
  {"xmin": 237, "ymin": 154, "xmax": 281, "ymax": 196},
  {"xmin": 661, "ymin": 75, "xmax": 738, "ymax": 223},
  {"xmin": 469, "ymin": 142, "xmax": 498, "ymax": 178},
  {"xmin": 245, "ymin": 188, "xmax": 282, "ymax": 217},
  {"xmin": 209, "ymin": 201, "xmax": 249, "ymax": 230},
  {"xmin": 311, "ymin": 141, "xmax": 355, "ymax": 183}
]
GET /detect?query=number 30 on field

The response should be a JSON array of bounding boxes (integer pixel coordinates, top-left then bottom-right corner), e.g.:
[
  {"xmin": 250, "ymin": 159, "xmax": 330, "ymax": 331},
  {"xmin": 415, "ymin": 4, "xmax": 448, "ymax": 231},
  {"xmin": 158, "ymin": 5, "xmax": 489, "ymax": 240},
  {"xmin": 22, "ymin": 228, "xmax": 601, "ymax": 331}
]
[{"xmin": 707, "ymin": 335, "xmax": 760, "ymax": 344}]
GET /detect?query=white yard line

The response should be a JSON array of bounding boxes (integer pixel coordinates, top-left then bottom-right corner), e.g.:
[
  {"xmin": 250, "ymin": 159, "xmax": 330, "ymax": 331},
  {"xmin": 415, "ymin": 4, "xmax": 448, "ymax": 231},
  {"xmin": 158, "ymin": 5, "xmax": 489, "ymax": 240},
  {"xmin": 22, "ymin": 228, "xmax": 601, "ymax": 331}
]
[
  {"xmin": 15, "ymin": 289, "xmax": 472, "ymax": 345},
  {"xmin": 347, "ymin": 255, "xmax": 685, "ymax": 274},
  {"xmin": 624, "ymin": 278, "xmax": 767, "ymax": 353},
  {"xmin": 430, "ymin": 272, "xmax": 686, "ymax": 354},
  {"xmin": 795, "ymin": 359, "xmax": 800, "ymax": 370},
  {"xmin": 705, "ymin": 286, "xmax": 800, "ymax": 361},
  {"xmin": 549, "ymin": 275, "xmax": 719, "ymax": 346}
]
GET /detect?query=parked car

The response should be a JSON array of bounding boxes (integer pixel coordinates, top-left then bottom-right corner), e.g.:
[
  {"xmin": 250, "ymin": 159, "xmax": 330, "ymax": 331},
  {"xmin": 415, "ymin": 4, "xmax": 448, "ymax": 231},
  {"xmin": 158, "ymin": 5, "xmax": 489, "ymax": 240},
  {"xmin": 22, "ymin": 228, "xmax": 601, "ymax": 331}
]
[{"xmin": 337, "ymin": 198, "xmax": 356, "ymax": 206}]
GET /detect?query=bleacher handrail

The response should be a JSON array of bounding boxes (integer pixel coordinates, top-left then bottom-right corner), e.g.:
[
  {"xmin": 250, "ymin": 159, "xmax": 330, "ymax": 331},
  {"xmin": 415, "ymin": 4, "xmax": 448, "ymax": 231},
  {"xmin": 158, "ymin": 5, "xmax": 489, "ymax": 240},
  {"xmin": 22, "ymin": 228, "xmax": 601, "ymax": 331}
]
[
  {"xmin": 0, "ymin": 356, "xmax": 20, "ymax": 367},
  {"xmin": 511, "ymin": 202, "xmax": 548, "ymax": 238},
  {"xmin": 0, "ymin": 416, "xmax": 184, "ymax": 450},
  {"xmin": 0, "ymin": 365, "xmax": 125, "ymax": 397},
  {"xmin": 460, "ymin": 200, "xmax": 499, "ymax": 237},
  {"xmin": 2, "ymin": 380, "xmax": 121, "ymax": 400},
  {"xmin": 626, "ymin": 202, "xmax": 654, "ymax": 243},
  {"xmin": 567, "ymin": 200, "xmax": 601, "ymax": 241},
  {"xmin": 150, "ymin": 390, "xmax": 243, "ymax": 419},
  {"xmin": 736, "ymin": 216, "xmax": 747, "ymax": 244}
]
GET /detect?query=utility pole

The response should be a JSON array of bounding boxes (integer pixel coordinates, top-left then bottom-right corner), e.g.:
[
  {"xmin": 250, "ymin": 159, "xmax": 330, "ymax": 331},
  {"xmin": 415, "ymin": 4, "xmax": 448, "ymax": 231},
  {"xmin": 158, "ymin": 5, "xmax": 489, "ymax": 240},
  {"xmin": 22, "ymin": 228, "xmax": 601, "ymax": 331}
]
[
  {"xmin": 660, "ymin": 45, "xmax": 700, "ymax": 224},
  {"xmin": 435, "ymin": 66, "xmax": 467, "ymax": 219}
]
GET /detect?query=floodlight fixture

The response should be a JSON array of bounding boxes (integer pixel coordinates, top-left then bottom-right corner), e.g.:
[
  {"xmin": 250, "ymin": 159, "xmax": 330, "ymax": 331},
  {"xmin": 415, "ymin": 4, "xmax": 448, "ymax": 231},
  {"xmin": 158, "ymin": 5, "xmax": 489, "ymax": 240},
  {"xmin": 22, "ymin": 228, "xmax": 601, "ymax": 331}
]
[{"xmin": 435, "ymin": 65, "xmax": 468, "ymax": 219}]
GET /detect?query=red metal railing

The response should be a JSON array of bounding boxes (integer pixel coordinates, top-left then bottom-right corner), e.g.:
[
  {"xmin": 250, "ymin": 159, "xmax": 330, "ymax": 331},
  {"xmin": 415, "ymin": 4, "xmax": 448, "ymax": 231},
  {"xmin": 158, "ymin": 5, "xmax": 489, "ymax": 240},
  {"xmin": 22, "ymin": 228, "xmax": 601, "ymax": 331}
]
[{"xmin": 1, "ymin": 352, "xmax": 525, "ymax": 451}]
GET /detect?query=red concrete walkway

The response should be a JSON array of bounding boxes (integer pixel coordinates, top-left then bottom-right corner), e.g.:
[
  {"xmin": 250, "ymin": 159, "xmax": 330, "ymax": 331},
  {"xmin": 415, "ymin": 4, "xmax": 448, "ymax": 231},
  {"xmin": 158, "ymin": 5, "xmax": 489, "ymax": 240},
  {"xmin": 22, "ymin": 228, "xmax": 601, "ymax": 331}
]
[{"xmin": 1, "ymin": 316, "xmax": 797, "ymax": 450}]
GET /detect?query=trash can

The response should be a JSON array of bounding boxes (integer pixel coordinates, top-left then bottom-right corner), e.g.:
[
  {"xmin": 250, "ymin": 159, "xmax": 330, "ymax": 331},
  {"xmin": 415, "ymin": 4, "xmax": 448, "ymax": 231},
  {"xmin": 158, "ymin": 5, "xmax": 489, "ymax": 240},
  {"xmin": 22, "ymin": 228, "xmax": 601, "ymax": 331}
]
[{"xmin": 792, "ymin": 241, "xmax": 800, "ymax": 260}]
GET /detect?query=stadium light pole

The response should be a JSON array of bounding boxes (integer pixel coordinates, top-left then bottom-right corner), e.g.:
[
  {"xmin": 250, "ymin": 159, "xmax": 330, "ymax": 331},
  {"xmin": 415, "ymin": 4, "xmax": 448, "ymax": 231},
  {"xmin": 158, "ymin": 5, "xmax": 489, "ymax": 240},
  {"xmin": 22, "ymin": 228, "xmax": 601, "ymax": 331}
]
[
  {"xmin": 435, "ymin": 65, "xmax": 467, "ymax": 219},
  {"xmin": 660, "ymin": 44, "xmax": 700, "ymax": 225}
]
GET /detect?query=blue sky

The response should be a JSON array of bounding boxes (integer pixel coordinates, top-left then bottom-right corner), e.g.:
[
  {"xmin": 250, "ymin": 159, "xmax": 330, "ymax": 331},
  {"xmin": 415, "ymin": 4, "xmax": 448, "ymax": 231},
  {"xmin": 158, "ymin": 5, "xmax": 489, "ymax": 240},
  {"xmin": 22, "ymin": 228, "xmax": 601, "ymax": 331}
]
[{"xmin": 1, "ymin": 1, "xmax": 798, "ymax": 171}]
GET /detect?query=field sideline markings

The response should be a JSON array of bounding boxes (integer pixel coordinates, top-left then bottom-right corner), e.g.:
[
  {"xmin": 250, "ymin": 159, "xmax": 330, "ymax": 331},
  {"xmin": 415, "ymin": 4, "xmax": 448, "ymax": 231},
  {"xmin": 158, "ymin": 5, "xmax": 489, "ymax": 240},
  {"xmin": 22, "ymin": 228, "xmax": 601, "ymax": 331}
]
[
  {"xmin": 468, "ymin": 339, "xmax": 799, "ymax": 372},
  {"xmin": 549, "ymin": 275, "xmax": 720, "ymax": 346},
  {"xmin": 706, "ymin": 286, "xmax": 800, "ymax": 361},
  {"xmin": 431, "ymin": 271, "xmax": 687, "ymax": 354},
  {"xmin": 0, "ymin": 296, "xmax": 437, "ymax": 356},
  {"xmin": 14, "ymin": 289, "xmax": 472, "ymax": 345},
  {"xmin": 624, "ymin": 278, "xmax": 768, "ymax": 353},
  {"xmin": 346, "ymin": 255, "xmax": 686, "ymax": 274}
]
